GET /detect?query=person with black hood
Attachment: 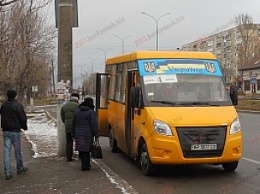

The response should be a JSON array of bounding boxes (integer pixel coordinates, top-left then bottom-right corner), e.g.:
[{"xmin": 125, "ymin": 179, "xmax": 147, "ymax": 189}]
[
  {"xmin": 61, "ymin": 93, "xmax": 80, "ymax": 162},
  {"xmin": 0, "ymin": 89, "xmax": 28, "ymax": 180},
  {"xmin": 72, "ymin": 97, "xmax": 98, "ymax": 171}
]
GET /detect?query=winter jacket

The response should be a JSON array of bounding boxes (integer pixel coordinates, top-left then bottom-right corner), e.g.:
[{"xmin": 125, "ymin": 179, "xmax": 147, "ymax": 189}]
[
  {"xmin": 61, "ymin": 99, "xmax": 79, "ymax": 133},
  {"xmin": 0, "ymin": 99, "xmax": 27, "ymax": 132},
  {"xmin": 72, "ymin": 105, "xmax": 98, "ymax": 152}
]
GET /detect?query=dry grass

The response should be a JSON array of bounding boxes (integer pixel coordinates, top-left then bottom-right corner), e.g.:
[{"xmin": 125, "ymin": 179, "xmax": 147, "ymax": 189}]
[
  {"xmin": 34, "ymin": 98, "xmax": 57, "ymax": 106},
  {"xmin": 236, "ymin": 100, "xmax": 260, "ymax": 111}
]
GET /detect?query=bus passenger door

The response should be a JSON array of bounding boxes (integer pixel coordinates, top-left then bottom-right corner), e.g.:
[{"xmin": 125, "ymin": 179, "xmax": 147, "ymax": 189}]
[
  {"xmin": 96, "ymin": 73, "xmax": 110, "ymax": 137},
  {"xmin": 125, "ymin": 70, "xmax": 138, "ymax": 155}
]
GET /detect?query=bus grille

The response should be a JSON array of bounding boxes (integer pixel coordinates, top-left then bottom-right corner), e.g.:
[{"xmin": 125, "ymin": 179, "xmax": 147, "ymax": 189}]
[{"xmin": 176, "ymin": 126, "xmax": 227, "ymax": 158}]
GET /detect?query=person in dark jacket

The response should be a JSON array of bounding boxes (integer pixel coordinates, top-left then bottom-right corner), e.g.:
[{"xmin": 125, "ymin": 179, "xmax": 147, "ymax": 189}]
[
  {"xmin": 61, "ymin": 93, "xmax": 79, "ymax": 162},
  {"xmin": 0, "ymin": 89, "xmax": 28, "ymax": 180},
  {"xmin": 230, "ymin": 82, "xmax": 238, "ymax": 105},
  {"xmin": 72, "ymin": 97, "xmax": 98, "ymax": 171}
]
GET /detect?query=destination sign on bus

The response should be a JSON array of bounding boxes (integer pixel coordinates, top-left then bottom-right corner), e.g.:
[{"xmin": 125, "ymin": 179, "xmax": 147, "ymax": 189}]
[{"xmin": 138, "ymin": 59, "xmax": 222, "ymax": 76}]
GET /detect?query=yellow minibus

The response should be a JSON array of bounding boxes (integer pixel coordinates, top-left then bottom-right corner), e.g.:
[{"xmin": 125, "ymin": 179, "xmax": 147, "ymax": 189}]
[{"xmin": 96, "ymin": 51, "xmax": 242, "ymax": 176}]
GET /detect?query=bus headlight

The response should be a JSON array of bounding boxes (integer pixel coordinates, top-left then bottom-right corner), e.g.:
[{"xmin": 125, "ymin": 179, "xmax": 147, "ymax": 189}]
[
  {"xmin": 153, "ymin": 120, "xmax": 173, "ymax": 136},
  {"xmin": 230, "ymin": 118, "xmax": 241, "ymax": 134}
]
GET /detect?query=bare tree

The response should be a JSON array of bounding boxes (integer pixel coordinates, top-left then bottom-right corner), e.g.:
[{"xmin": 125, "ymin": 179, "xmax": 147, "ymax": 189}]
[
  {"xmin": 235, "ymin": 14, "xmax": 258, "ymax": 68},
  {"xmin": 0, "ymin": 0, "xmax": 56, "ymax": 100},
  {"xmin": 0, "ymin": 0, "xmax": 19, "ymax": 7}
]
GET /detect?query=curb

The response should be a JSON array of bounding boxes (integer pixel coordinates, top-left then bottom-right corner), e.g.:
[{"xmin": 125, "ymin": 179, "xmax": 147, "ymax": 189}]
[
  {"xmin": 44, "ymin": 110, "xmax": 57, "ymax": 123},
  {"xmin": 236, "ymin": 109, "xmax": 260, "ymax": 114}
]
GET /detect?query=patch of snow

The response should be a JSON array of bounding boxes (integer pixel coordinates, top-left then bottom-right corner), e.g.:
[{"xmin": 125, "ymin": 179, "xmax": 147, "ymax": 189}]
[{"xmin": 24, "ymin": 113, "xmax": 58, "ymax": 158}]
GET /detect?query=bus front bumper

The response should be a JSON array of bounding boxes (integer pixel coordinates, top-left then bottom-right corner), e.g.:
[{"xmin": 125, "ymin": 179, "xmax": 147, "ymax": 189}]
[{"xmin": 146, "ymin": 135, "xmax": 242, "ymax": 165}]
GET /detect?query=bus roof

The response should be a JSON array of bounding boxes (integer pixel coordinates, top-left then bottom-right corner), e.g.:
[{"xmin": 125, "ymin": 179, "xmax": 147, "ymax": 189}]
[{"xmin": 106, "ymin": 51, "xmax": 217, "ymax": 65}]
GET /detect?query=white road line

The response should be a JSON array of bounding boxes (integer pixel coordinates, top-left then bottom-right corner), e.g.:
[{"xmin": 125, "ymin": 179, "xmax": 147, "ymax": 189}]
[
  {"xmin": 242, "ymin": 157, "xmax": 260, "ymax": 165},
  {"xmin": 93, "ymin": 159, "xmax": 138, "ymax": 194}
]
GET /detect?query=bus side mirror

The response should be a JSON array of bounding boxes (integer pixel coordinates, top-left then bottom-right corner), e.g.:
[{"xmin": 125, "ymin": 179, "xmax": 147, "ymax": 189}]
[
  {"xmin": 230, "ymin": 85, "xmax": 238, "ymax": 106},
  {"xmin": 130, "ymin": 86, "xmax": 143, "ymax": 108}
]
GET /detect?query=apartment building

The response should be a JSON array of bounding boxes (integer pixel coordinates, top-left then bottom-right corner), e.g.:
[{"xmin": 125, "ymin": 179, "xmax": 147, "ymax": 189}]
[{"xmin": 182, "ymin": 24, "xmax": 260, "ymax": 87}]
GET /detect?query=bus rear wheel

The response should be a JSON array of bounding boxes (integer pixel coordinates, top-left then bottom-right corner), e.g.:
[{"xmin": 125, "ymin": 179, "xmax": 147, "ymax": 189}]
[
  {"xmin": 222, "ymin": 161, "xmax": 239, "ymax": 172},
  {"xmin": 109, "ymin": 129, "xmax": 118, "ymax": 153},
  {"xmin": 140, "ymin": 143, "xmax": 157, "ymax": 176}
]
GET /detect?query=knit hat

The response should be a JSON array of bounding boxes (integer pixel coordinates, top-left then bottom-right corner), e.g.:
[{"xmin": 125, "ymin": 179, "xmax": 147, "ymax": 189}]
[
  {"xmin": 71, "ymin": 93, "xmax": 79, "ymax": 100},
  {"xmin": 7, "ymin": 89, "xmax": 17, "ymax": 99},
  {"xmin": 84, "ymin": 97, "xmax": 94, "ymax": 105},
  {"xmin": 80, "ymin": 97, "xmax": 95, "ymax": 110}
]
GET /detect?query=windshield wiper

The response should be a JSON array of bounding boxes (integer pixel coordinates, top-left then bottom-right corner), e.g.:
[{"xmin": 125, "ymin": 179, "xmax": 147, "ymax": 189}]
[
  {"xmin": 150, "ymin": 101, "xmax": 220, "ymax": 106},
  {"xmin": 150, "ymin": 100, "xmax": 180, "ymax": 106},
  {"xmin": 180, "ymin": 102, "xmax": 220, "ymax": 106}
]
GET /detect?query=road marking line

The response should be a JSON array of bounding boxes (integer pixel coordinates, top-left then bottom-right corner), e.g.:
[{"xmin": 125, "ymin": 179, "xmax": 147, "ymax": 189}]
[
  {"xmin": 92, "ymin": 159, "xmax": 138, "ymax": 194},
  {"xmin": 242, "ymin": 157, "xmax": 260, "ymax": 165}
]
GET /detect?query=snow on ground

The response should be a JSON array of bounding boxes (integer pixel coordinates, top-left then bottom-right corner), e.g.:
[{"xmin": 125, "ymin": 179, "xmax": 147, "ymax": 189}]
[{"xmin": 24, "ymin": 111, "xmax": 58, "ymax": 158}]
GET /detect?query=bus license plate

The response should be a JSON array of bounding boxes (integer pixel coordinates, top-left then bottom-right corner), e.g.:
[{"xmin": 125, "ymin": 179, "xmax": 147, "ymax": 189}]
[{"xmin": 191, "ymin": 144, "xmax": 217, "ymax": 150}]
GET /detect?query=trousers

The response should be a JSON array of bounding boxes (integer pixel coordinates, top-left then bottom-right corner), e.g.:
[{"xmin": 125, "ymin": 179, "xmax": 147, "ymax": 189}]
[
  {"xmin": 79, "ymin": 151, "xmax": 90, "ymax": 170},
  {"xmin": 3, "ymin": 131, "xmax": 25, "ymax": 176},
  {"xmin": 66, "ymin": 133, "xmax": 73, "ymax": 160}
]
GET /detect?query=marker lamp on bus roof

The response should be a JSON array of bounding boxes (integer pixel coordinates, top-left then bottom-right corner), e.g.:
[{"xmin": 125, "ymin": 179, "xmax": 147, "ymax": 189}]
[
  {"xmin": 153, "ymin": 120, "xmax": 173, "ymax": 136},
  {"xmin": 230, "ymin": 118, "xmax": 241, "ymax": 134}
]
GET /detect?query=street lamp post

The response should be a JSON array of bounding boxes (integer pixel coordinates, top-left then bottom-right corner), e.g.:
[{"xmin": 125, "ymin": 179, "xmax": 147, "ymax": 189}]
[
  {"xmin": 80, "ymin": 67, "xmax": 85, "ymax": 99},
  {"xmin": 96, "ymin": 47, "xmax": 112, "ymax": 65},
  {"xmin": 113, "ymin": 34, "xmax": 134, "ymax": 54},
  {"xmin": 141, "ymin": 12, "xmax": 171, "ymax": 50},
  {"xmin": 86, "ymin": 57, "xmax": 96, "ymax": 74},
  {"xmin": 86, "ymin": 57, "xmax": 97, "ymax": 95}
]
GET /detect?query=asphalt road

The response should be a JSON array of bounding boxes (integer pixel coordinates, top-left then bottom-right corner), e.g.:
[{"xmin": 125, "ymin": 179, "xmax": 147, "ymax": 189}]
[
  {"xmin": 40, "ymin": 106, "xmax": 260, "ymax": 194},
  {"xmin": 98, "ymin": 114, "xmax": 259, "ymax": 194}
]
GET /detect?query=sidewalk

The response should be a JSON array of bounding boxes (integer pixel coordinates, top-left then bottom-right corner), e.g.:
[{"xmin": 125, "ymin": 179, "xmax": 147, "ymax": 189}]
[
  {"xmin": 1, "ymin": 107, "xmax": 259, "ymax": 193},
  {"xmin": 0, "ymin": 133, "xmax": 122, "ymax": 194}
]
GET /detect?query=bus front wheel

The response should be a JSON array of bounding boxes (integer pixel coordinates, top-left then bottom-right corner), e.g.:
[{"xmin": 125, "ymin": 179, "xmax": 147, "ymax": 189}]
[
  {"xmin": 109, "ymin": 129, "xmax": 118, "ymax": 153},
  {"xmin": 140, "ymin": 143, "xmax": 157, "ymax": 176},
  {"xmin": 222, "ymin": 161, "xmax": 239, "ymax": 172}
]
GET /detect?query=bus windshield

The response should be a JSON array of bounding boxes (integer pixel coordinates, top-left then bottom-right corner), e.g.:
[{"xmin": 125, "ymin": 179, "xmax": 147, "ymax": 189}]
[
  {"xmin": 137, "ymin": 58, "xmax": 232, "ymax": 106},
  {"xmin": 142, "ymin": 74, "xmax": 231, "ymax": 106}
]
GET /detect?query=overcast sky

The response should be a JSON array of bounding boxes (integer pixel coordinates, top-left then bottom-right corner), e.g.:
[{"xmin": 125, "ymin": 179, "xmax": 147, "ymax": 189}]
[{"xmin": 45, "ymin": 0, "xmax": 260, "ymax": 88}]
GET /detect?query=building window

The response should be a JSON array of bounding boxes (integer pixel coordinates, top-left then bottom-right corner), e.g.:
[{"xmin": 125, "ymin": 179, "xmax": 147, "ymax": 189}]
[
  {"xmin": 244, "ymin": 80, "xmax": 250, "ymax": 91},
  {"xmin": 225, "ymin": 64, "xmax": 231, "ymax": 69}
]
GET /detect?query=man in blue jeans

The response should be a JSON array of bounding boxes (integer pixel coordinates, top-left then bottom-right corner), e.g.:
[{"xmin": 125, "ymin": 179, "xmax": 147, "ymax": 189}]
[{"xmin": 0, "ymin": 89, "xmax": 28, "ymax": 180}]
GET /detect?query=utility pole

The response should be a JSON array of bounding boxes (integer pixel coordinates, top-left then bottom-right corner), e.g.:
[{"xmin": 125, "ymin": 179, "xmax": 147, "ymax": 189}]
[
  {"xmin": 57, "ymin": 0, "xmax": 73, "ymax": 157},
  {"xmin": 51, "ymin": 59, "xmax": 56, "ymax": 99}
]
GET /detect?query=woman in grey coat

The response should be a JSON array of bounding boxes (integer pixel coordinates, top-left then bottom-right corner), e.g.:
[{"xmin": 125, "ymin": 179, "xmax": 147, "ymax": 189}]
[{"xmin": 72, "ymin": 97, "xmax": 98, "ymax": 171}]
